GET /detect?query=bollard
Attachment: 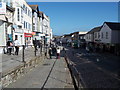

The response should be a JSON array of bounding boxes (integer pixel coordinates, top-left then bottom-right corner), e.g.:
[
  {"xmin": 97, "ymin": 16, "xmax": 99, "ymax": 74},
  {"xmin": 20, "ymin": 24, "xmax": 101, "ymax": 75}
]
[
  {"xmin": 35, "ymin": 46, "xmax": 36, "ymax": 56},
  {"xmin": 22, "ymin": 45, "xmax": 25, "ymax": 62}
]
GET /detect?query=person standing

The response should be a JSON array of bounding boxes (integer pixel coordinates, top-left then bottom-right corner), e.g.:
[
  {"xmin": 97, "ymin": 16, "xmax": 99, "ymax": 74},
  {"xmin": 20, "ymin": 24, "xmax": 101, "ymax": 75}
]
[
  {"xmin": 7, "ymin": 38, "xmax": 13, "ymax": 55},
  {"xmin": 48, "ymin": 47, "xmax": 52, "ymax": 59},
  {"xmin": 14, "ymin": 38, "xmax": 20, "ymax": 55},
  {"xmin": 56, "ymin": 47, "xmax": 61, "ymax": 59},
  {"xmin": 52, "ymin": 46, "xmax": 57, "ymax": 56},
  {"xmin": 33, "ymin": 38, "xmax": 38, "ymax": 51}
]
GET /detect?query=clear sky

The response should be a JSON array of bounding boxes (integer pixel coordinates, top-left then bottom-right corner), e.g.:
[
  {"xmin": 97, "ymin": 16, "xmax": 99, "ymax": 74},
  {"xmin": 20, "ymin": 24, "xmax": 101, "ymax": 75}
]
[{"xmin": 28, "ymin": 2, "xmax": 118, "ymax": 35}]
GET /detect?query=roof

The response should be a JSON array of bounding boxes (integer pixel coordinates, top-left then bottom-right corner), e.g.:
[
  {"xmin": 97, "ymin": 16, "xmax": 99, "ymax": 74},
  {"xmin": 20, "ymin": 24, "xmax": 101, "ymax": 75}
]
[
  {"xmin": 79, "ymin": 34, "xmax": 86, "ymax": 36},
  {"xmin": 6, "ymin": 5, "xmax": 15, "ymax": 12},
  {"xmin": 29, "ymin": 5, "xmax": 38, "ymax": 11},
  {"xmin": 87, "ymin": 26, "xmax": 102, "ymax": 34},
  {"xmin": 105, "ymin": 22, "xmax": 120, "ymax": 30},
  {"xmin": 39, "ymin": 11, "xmax": 43, "ymax": 14},
  {"xmin": 64, "ymin": 34, "xmax": 72, "ymax": 37}
]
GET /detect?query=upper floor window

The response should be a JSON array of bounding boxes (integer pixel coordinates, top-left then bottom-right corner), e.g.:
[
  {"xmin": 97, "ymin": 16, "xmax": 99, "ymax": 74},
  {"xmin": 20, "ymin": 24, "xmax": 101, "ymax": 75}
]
[
  {"xmin": 101, "ymin": 32, "xmax": 103, "ymax": 38},
  {"xmin": 23, "ymin": 4, "xmax": 25, "ymax": 10},
  {"xmin": 17, "ymin": 8, "xmax": 20, "ymax": 21},
  {"xmin": 94, "ymin": 33, "xmax": 97, "ymax": 38},
  {"xmin": 106, "ymin": 32, "xmax": 108, "ymax": 39},
  {"xmin": 98, "ymin": 32, "xmax": 100, "ymax": 38},
  {"xmin": 24, "ymin": 21, "xmax": 25, "ymax": 28}
]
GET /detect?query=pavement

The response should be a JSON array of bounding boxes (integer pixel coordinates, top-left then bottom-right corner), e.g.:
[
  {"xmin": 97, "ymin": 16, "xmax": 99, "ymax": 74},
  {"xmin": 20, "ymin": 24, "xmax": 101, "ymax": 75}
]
[
  {"xmin": 0, "ymin": 45, "xmax": 74, "ymax": 89},
  {"xmin": 1, "ymin": 46, "xmax": 41, "ymax": 73},
  {"xmin": 5, "ymin": 56, "xmax": 74, "ymax": 88},
  {"xmin": 0, "ymin": 46, "xmax": 43, "ymax": 89}
]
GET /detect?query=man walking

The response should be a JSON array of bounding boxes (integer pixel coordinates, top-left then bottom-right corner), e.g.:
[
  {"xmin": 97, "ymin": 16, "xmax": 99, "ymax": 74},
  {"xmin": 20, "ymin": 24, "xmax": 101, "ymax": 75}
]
[
  {"xmin": 33, "ymin": 38, "xmax": 38, "ymax": 51},
  {"xmin": 52, "ymin": 46, "xmax": 57, "ymax": 56},
  {"xmin": 48, "ymin": 47, "xmax": 52, "ymax": 59},
  {"xmin": 14, "ymin": 38, "xmax": 20, "ymax": 55}
]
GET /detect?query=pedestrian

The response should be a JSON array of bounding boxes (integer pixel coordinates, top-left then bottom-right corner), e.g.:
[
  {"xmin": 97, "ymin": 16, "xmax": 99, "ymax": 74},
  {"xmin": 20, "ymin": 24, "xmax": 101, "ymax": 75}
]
[
  {"xmin": 48, "ymin": 47, "xmax": 52, "ymax": 59},
  {"xmin": 33, "ymin": 38, "xmax": 38, "ymax": 51},
  {"xmin": 56, "ymin": 47, "xmax": 61, "ymax": 59},
  {"xmin": 14, "ymin": 38, "xmax": 20, "ymax": 55},
  {"xmin": 62, "ymin": 47, "xmax": 66, "ymax": 56},
  {"xmin": 52, "ymin": 46, "xmax": 57, "ymax": 56},
  {"xmin": 39, "ymin": 40, "xmax": 43, "ymax": 52},
  {"xmin": 7, "ymin": 38, "xmax": 13, "ymax": 55},
  {"xmin": 45, "ymin": 48, "xmax": 47, "ymax": 58}
]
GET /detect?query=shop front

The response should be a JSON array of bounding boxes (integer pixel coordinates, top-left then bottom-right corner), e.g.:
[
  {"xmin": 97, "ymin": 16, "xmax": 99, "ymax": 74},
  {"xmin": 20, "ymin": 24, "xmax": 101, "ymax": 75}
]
[{"xmin": 24, "ymin": 33, "xmax": 33, "ymax": 46}]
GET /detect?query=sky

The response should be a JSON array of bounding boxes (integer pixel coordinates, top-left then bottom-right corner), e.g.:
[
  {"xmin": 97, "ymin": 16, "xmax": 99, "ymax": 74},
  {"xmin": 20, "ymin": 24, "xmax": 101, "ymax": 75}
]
[{"xmin": 28, "ymin": 2, "xmax": 118, "ymax": 35}]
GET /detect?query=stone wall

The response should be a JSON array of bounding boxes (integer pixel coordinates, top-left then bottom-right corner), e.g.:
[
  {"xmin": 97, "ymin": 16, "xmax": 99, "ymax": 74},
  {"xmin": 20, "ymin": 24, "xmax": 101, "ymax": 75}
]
[{"xmin": 1, "ymin": 54, "xmax": 45, "ymax": 88}]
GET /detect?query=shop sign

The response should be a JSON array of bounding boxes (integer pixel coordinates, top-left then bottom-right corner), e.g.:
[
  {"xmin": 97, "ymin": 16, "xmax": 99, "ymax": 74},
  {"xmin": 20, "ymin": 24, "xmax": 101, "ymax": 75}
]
[
  {"xmin": 24, "ymin": 33, "xmax": 32, "ymax": 37},
  {"xmin": 32, "ymin": 32, "xmax": 36, "ymax": 35}
]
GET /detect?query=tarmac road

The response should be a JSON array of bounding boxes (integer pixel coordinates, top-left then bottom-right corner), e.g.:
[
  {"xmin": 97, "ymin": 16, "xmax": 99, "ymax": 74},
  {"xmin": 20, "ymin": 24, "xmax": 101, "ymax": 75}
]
[{"xmin": 66, "ymin": 47, "xmax": 120, "ymax": 88}]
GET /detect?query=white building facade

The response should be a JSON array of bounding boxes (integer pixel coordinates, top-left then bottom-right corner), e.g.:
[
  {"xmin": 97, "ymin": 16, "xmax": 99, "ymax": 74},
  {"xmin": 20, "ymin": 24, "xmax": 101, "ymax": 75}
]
[
  {"xmin": 0, "ymin": 1, "xmax": 15, "ymax": 53},
  {"xmin": 12, "ymin": 0, "xmax": 32, "ymax": 45},
  {"xmin": 42, "ymin": 13, "xmax": 52, "ymax": 45}
]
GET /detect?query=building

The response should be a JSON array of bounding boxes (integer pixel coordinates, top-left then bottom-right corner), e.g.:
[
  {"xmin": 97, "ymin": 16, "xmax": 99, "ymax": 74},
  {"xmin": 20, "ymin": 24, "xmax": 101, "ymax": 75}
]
[
  {"xmin": 79, "ymin": 32, "xmax": 87, "ymax": 40},
  {"xmin": 0, "ymin": 1, "xmax": 15, "ymax": 52},
  {"xmin": 11, "ymin": 0, "xmax": 33, "ymax": 46},
  {"xmin": 99, "ymin": 22, "xmax": 120, "ymax": 54},
  {"xmin": 0, "ymin": 1, "xmax": 53, "ymax": 53},
  {"xmin": 42, "ymin": 13, "xmax": 52, "ymax": 45},
  {"xmin": 22, "ymin": 0, "xmax": 33, "ymax": 45},
  {"xmin": 29, "ymin": 5, "xmax": 39, "ymax": 40}
]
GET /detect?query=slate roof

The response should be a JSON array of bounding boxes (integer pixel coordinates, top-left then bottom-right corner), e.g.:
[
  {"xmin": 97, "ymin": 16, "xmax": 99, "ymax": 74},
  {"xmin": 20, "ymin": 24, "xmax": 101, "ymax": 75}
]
[
  {"xmin": 105, "ymin": 22, "xmax": 120, "ymax": 30},
  {"xmin": 29, "ymin": 5, "xmax": 38, "ymax": 11},
  {"xmin": 87, "ymin": 26, "xmax": 102, "ymax": 34},
  {"xmin": 39, "ymin": 11, "xmax": 43, "ymax": 14}
]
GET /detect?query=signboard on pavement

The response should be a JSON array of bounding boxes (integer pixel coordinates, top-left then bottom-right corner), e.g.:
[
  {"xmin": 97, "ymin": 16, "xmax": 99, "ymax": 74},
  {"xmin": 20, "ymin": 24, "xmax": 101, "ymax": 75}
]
[{"xmin": 0, "ymin": 2, "xmax": 6, "ymax": 15}]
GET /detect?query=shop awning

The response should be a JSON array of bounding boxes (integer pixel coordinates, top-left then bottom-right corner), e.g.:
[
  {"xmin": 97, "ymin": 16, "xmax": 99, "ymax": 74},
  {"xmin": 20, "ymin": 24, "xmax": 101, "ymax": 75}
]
[{"xmin": 24, "ymin": 33, "xmax": 32, "ymax": 37}]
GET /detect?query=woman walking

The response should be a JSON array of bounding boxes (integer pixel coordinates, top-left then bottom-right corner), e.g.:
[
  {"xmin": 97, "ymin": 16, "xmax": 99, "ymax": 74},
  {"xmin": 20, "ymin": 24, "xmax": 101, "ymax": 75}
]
[{"xmin": 56, "ymin": 47, "xmax": 61, "ymax": 59}]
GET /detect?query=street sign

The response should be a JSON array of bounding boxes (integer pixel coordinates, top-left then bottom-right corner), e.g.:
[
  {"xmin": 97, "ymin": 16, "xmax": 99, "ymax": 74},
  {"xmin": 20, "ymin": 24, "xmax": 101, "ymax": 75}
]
[{"xmin": 0, "ymin": 2, "xmax": 6, "ymax": 15}]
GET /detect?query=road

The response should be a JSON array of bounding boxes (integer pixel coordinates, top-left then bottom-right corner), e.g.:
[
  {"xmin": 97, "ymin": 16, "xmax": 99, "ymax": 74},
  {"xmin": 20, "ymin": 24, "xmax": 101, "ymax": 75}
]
[{"xmin": 65, "ymin": 46, "xmax": 120, "ymax": 88}]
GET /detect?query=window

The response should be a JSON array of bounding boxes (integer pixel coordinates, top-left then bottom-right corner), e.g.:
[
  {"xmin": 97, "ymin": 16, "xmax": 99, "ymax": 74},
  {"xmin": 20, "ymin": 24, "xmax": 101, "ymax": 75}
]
[
  {"xmin": 15, "ymin": 35, "xmax": 18, "ymax": 39},
  {"xmin": 25, "ymin": 7, "xmax": 27, "ymax": 14},
  {"xmin": 23, "ymin": 4, "xmax": 25, "ymax": 11},
  {"xmin": 106, "ymin": 32, "xmax": 108, "ymax": 39},
  {"xmin": 24, "ymin": 21, "xmax": 25, "ymax": 28},
  {"xmin": 101, "ymin": 32, "xmax": 103, "ymax": 38},
  {"xmin": 95, "ymin": 33, "xmax": 97, "ymax": 38},
  {"xmin": 98, "ymin": 32, "xmax": 100, "ymax": 38},
  {"xmin": 26, "ymin": 7, "xmax": 27, "ymax": 14},
  {"xmin": 26, "ymin": 22, "xmax": 27, "ymax": 29},
  {"xmin": 17, "ymin": 8, "xmax": 20, "ymax": 21}
]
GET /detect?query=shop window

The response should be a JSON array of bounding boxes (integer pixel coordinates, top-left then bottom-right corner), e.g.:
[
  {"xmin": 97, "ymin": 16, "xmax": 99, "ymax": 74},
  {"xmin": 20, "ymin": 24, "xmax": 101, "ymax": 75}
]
[{"xmin": 15, "ymin": 35, "xmax": 18, "ymax": 39}]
